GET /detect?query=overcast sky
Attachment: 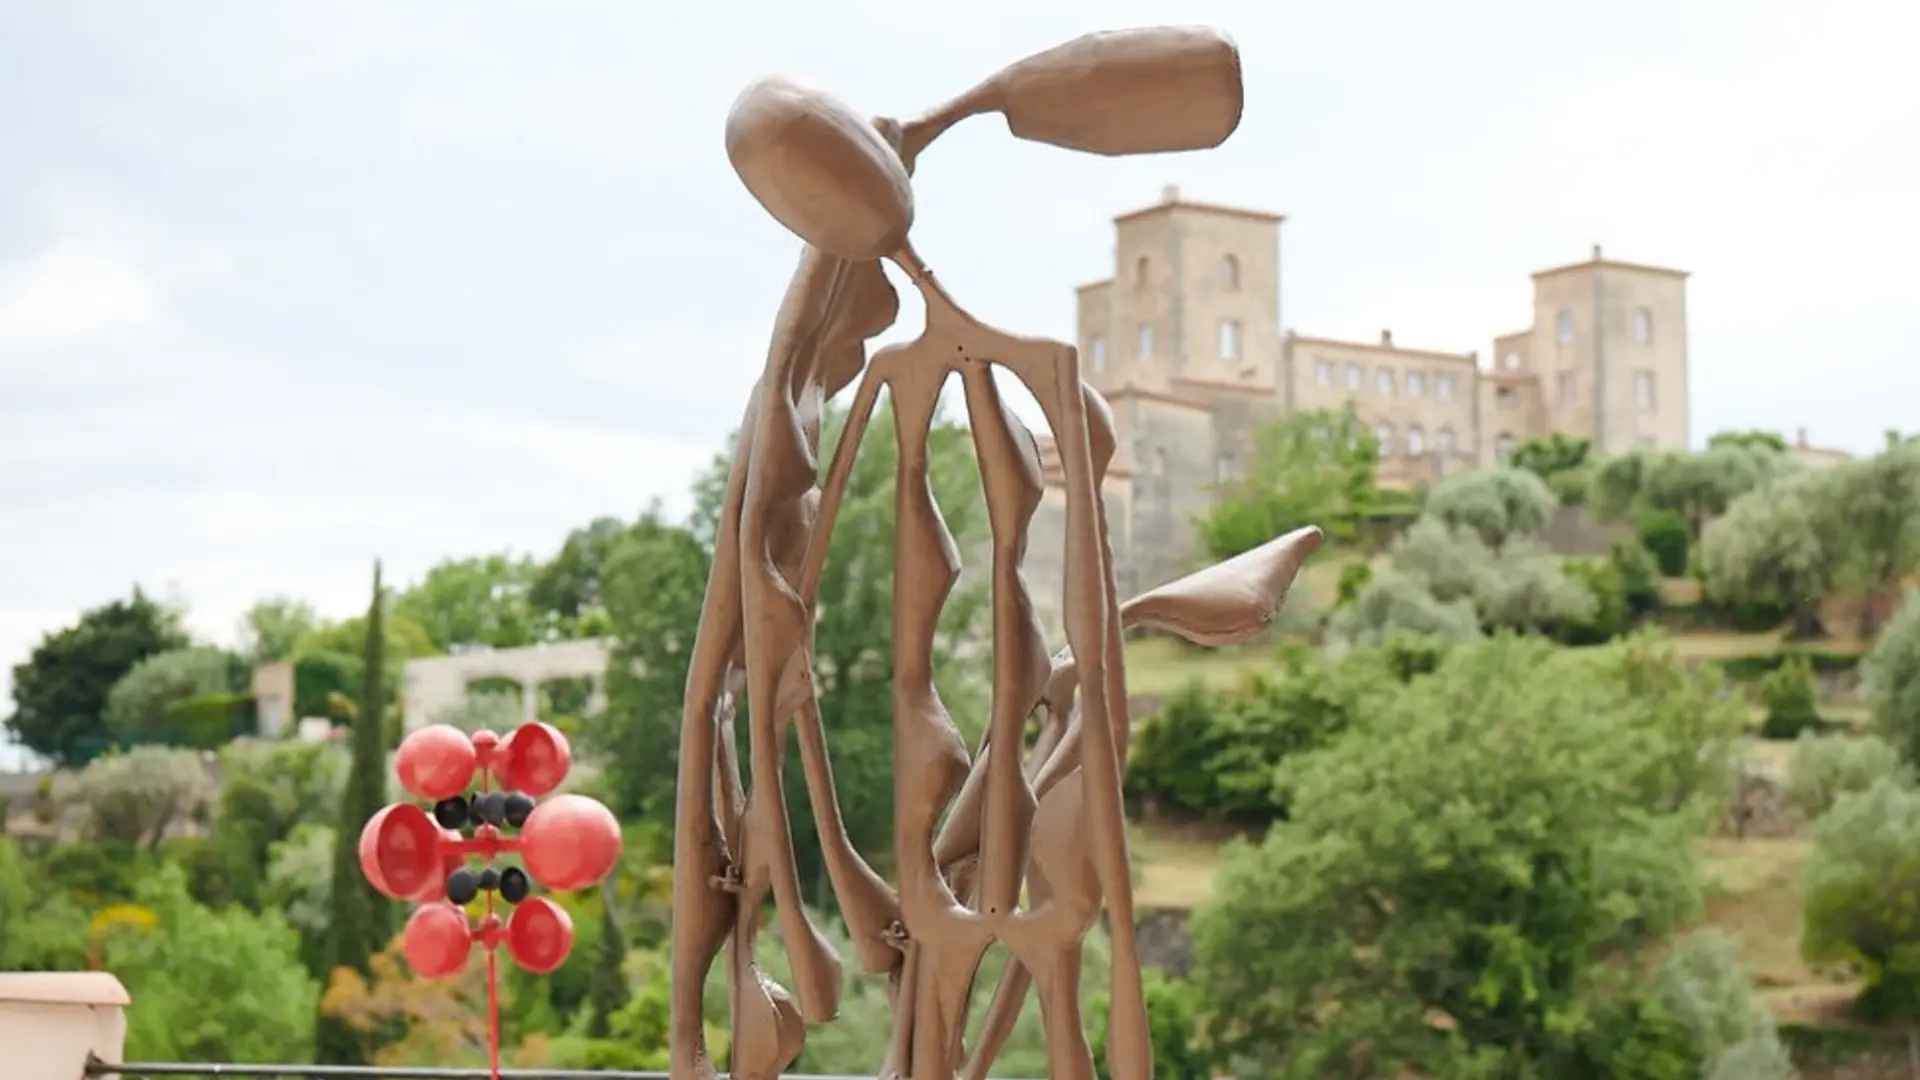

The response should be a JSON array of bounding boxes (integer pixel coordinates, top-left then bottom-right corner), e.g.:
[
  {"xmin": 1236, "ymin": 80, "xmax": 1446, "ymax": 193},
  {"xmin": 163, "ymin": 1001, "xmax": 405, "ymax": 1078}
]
[{"xmin": 2, "ymin": 0, "xmax": 1916, "ymax": 736}]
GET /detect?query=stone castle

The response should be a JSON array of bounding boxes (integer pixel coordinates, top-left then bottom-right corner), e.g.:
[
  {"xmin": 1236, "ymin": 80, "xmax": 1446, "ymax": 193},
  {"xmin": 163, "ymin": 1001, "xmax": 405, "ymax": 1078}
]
[{"xmin": 1022, "ymin": 185, "xmax": 1693, "ymax": 616}]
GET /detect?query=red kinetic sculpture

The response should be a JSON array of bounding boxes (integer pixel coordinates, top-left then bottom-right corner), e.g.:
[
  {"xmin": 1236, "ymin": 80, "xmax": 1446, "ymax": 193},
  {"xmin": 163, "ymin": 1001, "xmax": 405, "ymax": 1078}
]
[{"xmin": 360, "ymin": 721, "xmax": 622, "ymax": 1079}]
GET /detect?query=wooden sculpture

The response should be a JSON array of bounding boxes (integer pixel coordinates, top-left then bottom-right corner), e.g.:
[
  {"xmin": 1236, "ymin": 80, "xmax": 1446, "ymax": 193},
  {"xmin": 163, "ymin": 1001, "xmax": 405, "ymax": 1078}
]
[{"xmin": 668, "ymin": 26, "xmax": 1324, "ymax": 1080}]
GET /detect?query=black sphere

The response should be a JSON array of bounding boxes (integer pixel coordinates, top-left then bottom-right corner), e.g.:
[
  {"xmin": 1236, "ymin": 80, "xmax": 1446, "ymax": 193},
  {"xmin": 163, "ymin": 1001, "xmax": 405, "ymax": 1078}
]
[
  {"xmin": 478, "ymin": 867, "xmax": 500, "ymax": 892},
  {"xmin": 446, "ymin": 866, "xmax": 480, "ymax": 906},
  {"xmin": 472, "ymin": 791, "xmax": 507, "ymax": 827},
  {"xmin": 503, "ymin": 791, "xmax": 536, "ymax": 829},
  {"xmin": 498, "ymin": 866, "xmax": 531, "ymax": 905},
  {"xmin": 432, "ymin": 796, "xmax": 470, "ymax": 830}
]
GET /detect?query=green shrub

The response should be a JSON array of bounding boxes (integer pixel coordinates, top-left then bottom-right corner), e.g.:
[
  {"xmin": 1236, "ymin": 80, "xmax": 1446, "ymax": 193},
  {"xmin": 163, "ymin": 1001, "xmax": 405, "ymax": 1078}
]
[
  {"xmin": 1802, "ymin": 776, "xmax": 1920, "ymax": 1021},
  {"xmin": 1554, "ymin": 557, "xmax": 1631, "ymax": 646},
  {"xmin": 291, "ymin": 651, "xmax": 361, "ymax": 721},
  {"xmin": 1784, "ymin": 731, "xmax": 1911, "ymax": 819},
  {"xmin": 1090, "ymin": 968, "xmax": 1219, "ymax": 1080},
  {"xmin": 1864, "ymin": 591, "xmax": 1920, "ymax": 766},
  {"xmin": 1649, "ymin": 931, "xmax": 1793, "ymax": 1080},
  {"xmin": 1610, "ymin": 538, "xmax": 1664, "ymax": 617},
  {"xmin": 1334, "ymin": 560, "xmax": 1373, "ymax": 609},
  {"xmin": 1635, "ymin": 508, "xmax": 1690, "ymax": 577},
  {"xmin": 1190, "ymin": 634, "xmax": 1737, "ymax": 1076},
  {"xmin": 160, "ymin": 692, "xmax": 258, "ymax": 749},
  {"xmin": 1758, "ymin": 653, "xmax": 1824, "ymax": 739},
  {"xmin": 1717, "ymin": 647, "xmax": 1862, "ymax": 682},
  {"xmin": 1126, "ymin": 647, "xmax": 1401, "ymax": 822}
]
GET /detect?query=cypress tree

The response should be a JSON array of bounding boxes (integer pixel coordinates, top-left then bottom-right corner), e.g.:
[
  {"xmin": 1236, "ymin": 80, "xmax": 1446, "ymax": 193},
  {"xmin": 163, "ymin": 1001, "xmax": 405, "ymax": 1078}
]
[
  {"xmin": 315, "ymin": 561, "xmax": 396, "ymax": 1064},
  {"xmin": 586, "ymin": 879, "xmax": 631, "ymax": 1037}
]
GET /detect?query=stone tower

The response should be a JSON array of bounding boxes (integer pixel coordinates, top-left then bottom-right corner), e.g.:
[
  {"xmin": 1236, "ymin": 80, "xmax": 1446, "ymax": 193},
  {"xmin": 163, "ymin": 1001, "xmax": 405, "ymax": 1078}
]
[{"xmin": 1489, "ymin": 246, "xmax": 1691, "ymax": 456}]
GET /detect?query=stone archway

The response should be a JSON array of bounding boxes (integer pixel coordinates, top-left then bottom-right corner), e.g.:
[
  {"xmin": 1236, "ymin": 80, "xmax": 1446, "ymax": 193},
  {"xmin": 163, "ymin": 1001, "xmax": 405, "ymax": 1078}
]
[{"xmin": 400, "ymin": 637, "xmax": 613, "ymax": 733}]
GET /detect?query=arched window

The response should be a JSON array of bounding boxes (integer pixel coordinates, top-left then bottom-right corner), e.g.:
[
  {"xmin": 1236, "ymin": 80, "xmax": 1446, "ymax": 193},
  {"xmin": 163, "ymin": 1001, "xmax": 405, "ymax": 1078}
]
[
  {"xmin": 1218, "ymin": 254, "xmax": 1241, "ymax": 290},
  {"xmin": 1134, "ymin": 256, "xmax": 1150, "ymax": 288},
  {"xmin": 1406, "ymin": 425, "xmax": 1425, "ymax": 456}
]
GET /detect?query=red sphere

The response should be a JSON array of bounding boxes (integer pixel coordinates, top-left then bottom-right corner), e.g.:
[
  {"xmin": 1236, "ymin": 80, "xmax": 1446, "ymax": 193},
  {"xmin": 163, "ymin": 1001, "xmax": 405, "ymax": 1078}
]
[
  {"xmin": 359, "ymin": 803, "xmax": 446, "ymax": 901},
  {"xmin": 403, "ymin": 903, "xmax": 475, "ymax": 979},
  {"xmin": 496, "ymin": 722, "xmax": 572, "ymax": 796},
  {"xmin": 506, "ymin": 897, "xmax": 574, "ymax": 974},
  {"xmin": 519, "ymin": 794, "xmax": 621, "ymax": 891},
  {"xmin": 395, "ymin": 724, "xmax": 478, "ymax": 801}
]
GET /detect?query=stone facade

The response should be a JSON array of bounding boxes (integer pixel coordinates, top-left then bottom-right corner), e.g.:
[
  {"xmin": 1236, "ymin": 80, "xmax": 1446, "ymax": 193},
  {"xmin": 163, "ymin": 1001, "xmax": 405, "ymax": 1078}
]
[{"xmin": 1020, "ymin": 187, "xmax": 1697, "ymax": 631}]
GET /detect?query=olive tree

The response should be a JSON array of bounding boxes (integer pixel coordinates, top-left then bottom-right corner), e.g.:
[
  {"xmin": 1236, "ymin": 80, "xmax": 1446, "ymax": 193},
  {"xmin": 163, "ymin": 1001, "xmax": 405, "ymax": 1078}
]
[{"xmin": 1697, "ymin": 468, "xmax": 1849, "ymax": 637}]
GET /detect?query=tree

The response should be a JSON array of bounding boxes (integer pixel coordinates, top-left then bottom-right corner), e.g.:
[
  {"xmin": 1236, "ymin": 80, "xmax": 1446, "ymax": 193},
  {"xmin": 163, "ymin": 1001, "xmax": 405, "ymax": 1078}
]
[
  {"xmin": 394, "ymin": 552, "xmax": 550, "ymax": 652},
  {"xmin": 1510, "ymin": 433, "xmax": 1593, "ymax": 505},
  {"xmin": 5, "ymin": 589, "xmax": 188, "ymax": 766},
  {"xmin": 1697, "ymin": 469, "xmax": 1849, "ymax": 637},
  {"xmin": 316, "ymin": 563, "xmax": 397, "ymax": 1065},
  {"xmin": 587, "ymin": 882, "xmax": 631, "ymax": 1038},
  {"xmin": 1594, "ymin": 444, "xmax": 1788, "ymax": 543},
  {"xmin": 1196, "ymin": 406, "xmax": 1380, "ymax": 560},
  {"xmin": 530, "ymin": 516, "xmax": 630, "ymax": 622},
  {"xmin": 1864, "ymin": 592, "xmax": 1920, "ymax": 766},
  {"xmin": 1421, "ymin": 466, "xmax": 1560, "ymax": 548},
  {"xmin": 1802, "ymin": 777, "xmax": 1920, "ymax": 1020},
  {"xmin": 205, "ymin": 738, "xmax": 347, "ymax": 911},
  {"xmin": 58, "ymin": 745, "xmax": 212, "ymax": 851},
  {"xmin": 589, "ymin": 509, "xmax": 713, "ymax": 822},
  {"xmin": 1827, "ymin": 438, "xmax": 1920, "ymax": 636},
  {"xmin": 238, "ymin": 597, "xmax": 320, "ymax": 665},
  {"xmin": 102, "ymin": 645, "xmax": 238, "ymax": 745},
  {"xmin": 1192, "ymin": 635, "xmax": 1739, "ymax": 1077},
  {"xmin": 106, "ymin": 864, "xmax": 320, "ymax": 1065},
  {"xmin": 1325, "ymin": 567, "xmax": 1483, "ymax": 649},
  {"xmin": 1351, "ymin": 517, "xmax": 1597, "ymax": 639},
  {"xmin": 1707, "ymin": 429, "xmax": 1789, "ymax": 455}
]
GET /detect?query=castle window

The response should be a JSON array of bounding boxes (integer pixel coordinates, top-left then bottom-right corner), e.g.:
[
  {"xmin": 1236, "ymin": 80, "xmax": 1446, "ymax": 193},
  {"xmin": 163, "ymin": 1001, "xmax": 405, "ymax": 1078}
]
[
  {"xmin": 1635, "ymin": 370, "xmax": 1656, "ymax": 410},
  {"xmin": 1216, "ymin": 452, "xmax": 1240, "ymax": 482},
  {"xmin": 1436, "ymin": 373, "xmax": 1455, "ymax": 401},
  {"xmin": 1437, "ymin": 426, "xmax": 1456, "ymax": 455},
  {"xmin": 1406, "ymin": 425, "xmax": 1426, "ymax": 456},
  {"xmin": 1634, "ymin": 307, "xmax": 1653, "ymax": 344},
  {"xmin": 1496, "ymin": 386, "xmax": 1518, "ymax": 409},
  {"xmin": 1555, "ymin": 310, "xmax": 1574, "ymax": 343},
  {"xmin": 1137, "ymin": 323, "xmax": 1155, "ymax": 361},
  {"xmin": 1557, "ymin": 372, "xmax": 1577, "ymax": 406},
  {"xmin": 1217, "ymin": 319, "xmax": 1242, "ymax": 360},
  {"xmin": 1495, "ymin": 432, "xmax": 1514, "ymax": 463},
  {"xmin": 1376, "ymin": 367, "xmax": 1396, "ymax": 395},
  {"xmin": 1218, "ymin": 254, "xmax": 1241, "ymax": 290},
  {"xmin": 1345, "ymin": 363, "xmax": 1364, "ymax": 391},
  {"xmin": 1134, "ymin": 257, "xmax": 1150, "ymax": 288},
  {"xmin": 1314, "ymin": 360, "xmax": 1334, "ymax": 386},
  {"xmin": 1504, "ymin": 352, "xmax": 1523, "ymax": 371},
  {"xmin": 1407, "ymin": 371, "xmax": 1426, "ymax": 397},
  {"xmin": 1374, "ymin": 422, "xmax": 1396, "ymax": 453}
]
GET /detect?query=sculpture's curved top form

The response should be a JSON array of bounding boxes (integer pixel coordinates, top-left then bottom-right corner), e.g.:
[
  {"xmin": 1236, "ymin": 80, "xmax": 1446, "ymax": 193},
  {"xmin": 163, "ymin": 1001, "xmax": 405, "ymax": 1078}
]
[{"xmin": 669, "ymin": 26, "xmax": 1317, "ymax": 1080}]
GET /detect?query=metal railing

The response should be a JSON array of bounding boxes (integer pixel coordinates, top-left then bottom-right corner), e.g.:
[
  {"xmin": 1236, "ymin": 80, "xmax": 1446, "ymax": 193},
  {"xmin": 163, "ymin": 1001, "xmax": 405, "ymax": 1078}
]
[{"xmin": 87, "ymin": 1060, "xmax": 1039, "ymax": 1080}]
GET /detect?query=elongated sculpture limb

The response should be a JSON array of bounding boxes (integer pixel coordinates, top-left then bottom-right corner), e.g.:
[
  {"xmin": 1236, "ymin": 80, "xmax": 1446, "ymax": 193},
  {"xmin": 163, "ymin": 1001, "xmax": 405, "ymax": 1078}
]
[{"xmin": 670, "ymin": 24, "xmax": 1322, "ymax": 1080}]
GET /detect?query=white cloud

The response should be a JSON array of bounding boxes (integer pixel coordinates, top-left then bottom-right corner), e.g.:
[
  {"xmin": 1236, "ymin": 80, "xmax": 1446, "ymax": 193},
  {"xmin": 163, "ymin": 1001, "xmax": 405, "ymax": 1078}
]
[{"xmin": 0, "ymin": 241, "xmax": 167, "ymax": 352}]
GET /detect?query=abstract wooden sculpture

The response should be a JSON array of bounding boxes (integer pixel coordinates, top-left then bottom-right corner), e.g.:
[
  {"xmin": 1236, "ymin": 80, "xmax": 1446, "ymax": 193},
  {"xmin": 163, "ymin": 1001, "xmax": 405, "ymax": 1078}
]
[{"xmin": 668, "ymin": 26, "xmax": 1324, "ymax": 1080}]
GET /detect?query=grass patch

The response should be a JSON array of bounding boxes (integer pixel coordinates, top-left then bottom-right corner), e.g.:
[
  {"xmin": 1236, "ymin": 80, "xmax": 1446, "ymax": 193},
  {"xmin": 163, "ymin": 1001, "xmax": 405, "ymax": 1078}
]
[
  {"xmin": 1132, "ymin": 820, "xmax": 1237, "ymax": 910},
  {"xmin": 1124, "ymin": 636, "xmax": 1280, "ymax": 697}
]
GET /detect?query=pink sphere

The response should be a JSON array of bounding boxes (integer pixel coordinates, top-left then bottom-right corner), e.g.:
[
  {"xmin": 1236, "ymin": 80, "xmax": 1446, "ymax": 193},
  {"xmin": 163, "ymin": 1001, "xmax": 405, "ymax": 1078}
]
[
  {"xmin": 395, "ymin": 725, "xmax": 478, "ymax": 801},
  {"xmin": 497, "ymin": 722, "xmax": 572, "ymax": 796},
  {"xmin": 507, "ymin": 897, "xmax": 575, "ymax": 974},
  {"xmin": 358, "ymin": 803, "xmax": 444, "ymax": 901},
  {"xmin": 519, "ymin": 794, "xmax": 621, "ymax": 891},
  {"xmin": 403, "ymin": 903, "xmax": 474, "ymax": 979}
]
